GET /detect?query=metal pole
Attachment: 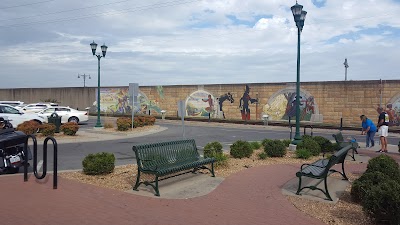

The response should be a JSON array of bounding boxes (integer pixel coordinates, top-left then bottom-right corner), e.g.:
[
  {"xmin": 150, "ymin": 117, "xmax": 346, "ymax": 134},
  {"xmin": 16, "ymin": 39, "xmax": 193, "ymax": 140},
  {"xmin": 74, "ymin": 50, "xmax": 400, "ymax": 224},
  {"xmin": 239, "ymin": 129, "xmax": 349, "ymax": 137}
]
[
  {"xmin": 95, "ymin": 55, "xmax": 102, "ymax": 127},
  {"xmin": 380, "ymin": 79, "xmax": 382, "ymax": 108},
  {"xmin": 293, "ymin": 27, "xmax": 302, "ymax": 145}
]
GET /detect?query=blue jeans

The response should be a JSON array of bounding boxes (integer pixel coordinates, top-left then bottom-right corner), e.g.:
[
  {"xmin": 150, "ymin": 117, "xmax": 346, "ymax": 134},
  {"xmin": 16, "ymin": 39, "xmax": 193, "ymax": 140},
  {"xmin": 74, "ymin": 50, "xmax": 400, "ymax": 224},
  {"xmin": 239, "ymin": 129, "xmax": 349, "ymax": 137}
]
[{"xmin": 366, "ymin": 131, "xmax": 376, "ymax": 147}]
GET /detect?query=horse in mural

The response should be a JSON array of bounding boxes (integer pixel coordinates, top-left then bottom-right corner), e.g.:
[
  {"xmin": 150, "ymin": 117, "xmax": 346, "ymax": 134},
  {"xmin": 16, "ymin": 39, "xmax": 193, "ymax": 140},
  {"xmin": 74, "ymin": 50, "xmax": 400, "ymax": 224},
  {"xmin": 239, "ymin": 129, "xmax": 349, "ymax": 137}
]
[{"xmin": 218, "ymin": 92, "xmax": 234, "ymax": 119}]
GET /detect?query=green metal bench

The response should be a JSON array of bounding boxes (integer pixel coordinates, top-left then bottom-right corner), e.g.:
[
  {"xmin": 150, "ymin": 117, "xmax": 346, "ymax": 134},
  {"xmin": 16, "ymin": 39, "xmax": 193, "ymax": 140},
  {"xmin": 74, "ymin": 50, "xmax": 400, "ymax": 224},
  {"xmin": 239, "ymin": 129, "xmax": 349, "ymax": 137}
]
[
  {"xmin": 332, "ymin": 131, "xmax": 358, "ymax": 161},
  {"xmin": 132, "ymin": 139, "xmax": 215, "ymax": 196},
  {"xmin": 296, "ymin": 145, "xmax": 352, "ymax": 201}
]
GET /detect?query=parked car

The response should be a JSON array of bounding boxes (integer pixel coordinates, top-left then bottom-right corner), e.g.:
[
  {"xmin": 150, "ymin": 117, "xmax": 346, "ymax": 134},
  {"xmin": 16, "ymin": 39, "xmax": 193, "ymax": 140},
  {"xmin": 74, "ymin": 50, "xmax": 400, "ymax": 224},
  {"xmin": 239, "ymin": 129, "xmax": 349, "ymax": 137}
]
[
  {"xmin": 0, "ymin": 104, "xmax": 45, "ymax": 127},
  {"xmin": 37, "ymin": 106, "xmax": 88, "ymax": 124},
  {"xmin": 0, "ymin": 101, "xmax": 24, "ymax": 108},
  {"xmin": 20, "ymin": 102, "xmax": 58, "ymax": 113}
]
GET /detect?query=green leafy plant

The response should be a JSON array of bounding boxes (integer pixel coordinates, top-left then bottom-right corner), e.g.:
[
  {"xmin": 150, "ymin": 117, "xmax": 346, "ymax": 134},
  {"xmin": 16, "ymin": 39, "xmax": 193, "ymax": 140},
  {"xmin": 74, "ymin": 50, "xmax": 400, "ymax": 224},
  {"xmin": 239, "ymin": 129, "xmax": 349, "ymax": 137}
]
[
  {"xmin": 261, "ymin": 138, "xmax": 273, "ymax": 147},
  {"xmin": 296, "ymin": 137, "xmax": 321, "ymax": 156},
  {"xmin": 257, "ymin": 152, "xmax": 268, "ymax": 160},
  {"xmin": 281, "ymin": 139, "xmax": 292, "ymax": 148},
  {"xmin": 60, "ymin": 122, "xmax": 79, "ymax": 136},
  {"xmin": 204, "ymin": 142, "xmax": 223, "ymax": 158},
  {"xmin": 264, "ymin": 139, "xmax": 286, "ymax": 157},
  {"xmin": 230, "ymin": 140, "xmax": 253, "ymax": 159},
  {"xmin": 82, "ymin": 152, "xmax": 115, "ymax": 175},
  {"xmin": 351, "ymin": 171, "xmax": 390, "ymax": 203},
  {"xmin": 116, "ymin": 117, "xmax": 132, "ymax": 131},
  {"xmin": 362, "ymin": 179, "xmax": 400, "ymax": 225},
  {"xmin": 39, "ymin": 123, "xmax": 56, "ymax": 136},
  {"xmin": 366, "ymin": 155, "xmax": 400, "ymax": 180},
  {"xmin": 295, "ymin": 148, "xmax": 312, "ymax": 159},
  {"xmin": 313, "ymin": 136, "xmax": 334, "ymax": 153},
  {"xmin": 250, "ymin": 141, "xmax": 262, "ymax": 150},
  {"xmin": 16, "ymin": 120, "xmax": 40, "ymax": 135},
  {"xmin": 214, "ymin": 153, "xmax": 229, "ymax": 168}
]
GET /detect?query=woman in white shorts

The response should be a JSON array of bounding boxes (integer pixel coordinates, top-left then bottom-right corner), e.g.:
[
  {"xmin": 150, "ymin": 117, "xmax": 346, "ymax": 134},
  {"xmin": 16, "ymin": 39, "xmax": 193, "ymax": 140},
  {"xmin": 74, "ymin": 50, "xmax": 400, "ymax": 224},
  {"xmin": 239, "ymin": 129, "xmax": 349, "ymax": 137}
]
[{"xmin": 377, "ymin": 107, "xmax": 389, "ymax": 153}]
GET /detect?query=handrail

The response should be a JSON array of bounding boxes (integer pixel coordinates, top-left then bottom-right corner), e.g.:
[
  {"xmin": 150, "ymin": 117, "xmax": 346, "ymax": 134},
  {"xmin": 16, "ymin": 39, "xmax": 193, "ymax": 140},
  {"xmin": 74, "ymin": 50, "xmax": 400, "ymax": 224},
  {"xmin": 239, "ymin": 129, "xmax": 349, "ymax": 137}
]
[
  {"xmin": 303, "ymin": 125, "xmax": 314, "ymax": 137},
  {"xmin": 24, "ymin": 135, "xmax": 58, "ymax": 189}
]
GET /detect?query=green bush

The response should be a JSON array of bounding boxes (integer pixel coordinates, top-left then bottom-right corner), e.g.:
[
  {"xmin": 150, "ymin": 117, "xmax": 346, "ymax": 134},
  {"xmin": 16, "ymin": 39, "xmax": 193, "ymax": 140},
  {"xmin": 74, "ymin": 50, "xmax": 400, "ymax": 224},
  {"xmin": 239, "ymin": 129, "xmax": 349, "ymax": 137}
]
[
  {"xmin": 230, "ymin": 140, "xmax": 253, "ymax": 159},
  {"xmin": 116, "ymin": 117, "xmax": 132, "ymax": 131},
  {"xmin": 214, "ymin": 153, "xmax": 229, "ymax": 168},
  {"xmin": 204, "ymin": 142, "xmax": 223, "ymax": 158},
  {"xmin": 313, "ymin": 136, "xmax": 334, "ymax": 153},
  {"xmin": 281, "ymin": 139, "xmax": 292, "ymax": 148},
  {"xmin": 39, "ymin": 123, "xmax": 56, "ymax": 136},
  {"xmin": 296, "ymin": 137, "xmax": 321, "ymax": 156},
  {"xmin": 264, "ymin": 139, "xmax": 286, "ymax": 157},
  {"xmin": 295, "ymin": 148, "xmax": 312, "ymax": 159},
  {"xmin": 366, "ymin": 155, "xmax": 400, "ymax": 180},
  {"xmin": 257, "ymin": 152, "xmax": 268, "ymax": 160},
  {"xmin": 60, "ymin": 122, "xmax": 79, "ymax": 136},
  {"xmin": 261, "ymin": 138, "xmax": 272, "ymax": 147},
  {"xmin": 351, "ymin": 171, "xmax": 390, "ymax": 203},
  {"xmin": 250, "ymin": 141, "xmax": 262, "ymax": 150},
  {"xmin": 362, "ymin": 179, "xmax": 400, "ymax": 225},
  {"xmin": 82, "ymin": 152, "xmax": 115, "ymax": 175}
]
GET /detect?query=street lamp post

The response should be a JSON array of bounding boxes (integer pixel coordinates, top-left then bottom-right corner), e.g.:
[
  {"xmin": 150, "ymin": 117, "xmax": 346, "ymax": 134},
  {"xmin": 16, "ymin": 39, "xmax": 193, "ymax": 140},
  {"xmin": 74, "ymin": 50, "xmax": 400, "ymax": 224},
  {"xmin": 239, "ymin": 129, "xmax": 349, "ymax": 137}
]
[
  {"xmin": 90, "ymin": 41, "xmax": 108, "ymax": 128},
  {"xmin": 344, "ymin": 58, "xmax": 349, "ymax": 81},
  {"xmin": 77, "ymin": 73, "xmax": 91, "ymax": 87},
  {"xmin": 291, "ymin": 1, "xmax": 307, "ymax": 145}
]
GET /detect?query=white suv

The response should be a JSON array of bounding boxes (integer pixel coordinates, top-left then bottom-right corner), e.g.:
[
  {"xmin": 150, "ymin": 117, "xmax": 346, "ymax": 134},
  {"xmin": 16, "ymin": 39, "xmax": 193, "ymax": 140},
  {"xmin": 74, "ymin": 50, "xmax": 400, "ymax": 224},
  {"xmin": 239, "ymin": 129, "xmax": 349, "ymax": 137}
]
[
  {"xmin": 21, "ymin": 103, "xmax": 58, "ymax": 113},
  {"xmin": 0, "ymin": 104, "xmax": 45, "ymax": 127}
]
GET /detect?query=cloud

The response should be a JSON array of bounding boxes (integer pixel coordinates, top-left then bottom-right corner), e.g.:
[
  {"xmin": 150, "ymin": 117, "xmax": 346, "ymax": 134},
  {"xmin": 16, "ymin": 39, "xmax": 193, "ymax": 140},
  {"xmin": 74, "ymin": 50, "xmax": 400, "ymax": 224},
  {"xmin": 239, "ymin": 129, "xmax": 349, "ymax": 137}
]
[{"xmin": 0, "ymin": 0, "xmax": 400, "ymax": 88}]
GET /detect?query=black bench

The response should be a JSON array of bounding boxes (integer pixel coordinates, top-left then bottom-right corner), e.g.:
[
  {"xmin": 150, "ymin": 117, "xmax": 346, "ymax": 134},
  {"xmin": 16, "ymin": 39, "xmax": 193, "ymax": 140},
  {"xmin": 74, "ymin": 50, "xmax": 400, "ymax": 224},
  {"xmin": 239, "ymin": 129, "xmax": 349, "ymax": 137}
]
[
  {"xmin": 296, "ymin": 145, "xmax": 352, "ymax": 201},
  {"xmin": 132, "ymin": 139, "xmax": 215, "ymax": 196},
  {"xmin": 332, "ymin": 131, "xmax": 358, "ymax": 161}
]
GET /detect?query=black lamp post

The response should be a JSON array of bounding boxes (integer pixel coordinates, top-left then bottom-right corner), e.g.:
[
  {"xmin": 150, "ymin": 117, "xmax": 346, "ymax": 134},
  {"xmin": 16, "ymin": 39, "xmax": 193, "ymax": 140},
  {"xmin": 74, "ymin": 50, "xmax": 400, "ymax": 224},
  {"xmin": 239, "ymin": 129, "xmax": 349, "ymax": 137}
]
[
  {"xmin": 90, "ymin": 41, "xmax": 108, "ymax": 128},
  {"xmin": 291, "ymin": 1, "xmax": 307, "ymax": 145},
  {"xmin": 77, "ymin": 73, "xmax": 91, "ymax": 87}
]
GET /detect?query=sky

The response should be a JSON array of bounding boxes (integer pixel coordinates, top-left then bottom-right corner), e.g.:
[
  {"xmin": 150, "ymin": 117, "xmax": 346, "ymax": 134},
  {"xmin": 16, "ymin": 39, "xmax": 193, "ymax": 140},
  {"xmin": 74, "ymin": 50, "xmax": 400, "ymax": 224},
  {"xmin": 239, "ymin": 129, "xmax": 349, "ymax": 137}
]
[{"xmin": 1, "ymin": 0, "xmax": 400, "ymax": 88}]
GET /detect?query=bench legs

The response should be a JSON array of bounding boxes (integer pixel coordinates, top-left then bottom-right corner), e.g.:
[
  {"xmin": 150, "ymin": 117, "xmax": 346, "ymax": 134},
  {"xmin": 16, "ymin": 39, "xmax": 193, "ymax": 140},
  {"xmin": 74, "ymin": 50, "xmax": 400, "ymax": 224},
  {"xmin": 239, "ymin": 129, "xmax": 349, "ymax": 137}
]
[
  {"xmin": 192, "ymin": 163, "xmax": 215, "ymax": 177},
  {"xmin": 296, "ymin": 176, "xmax": 333, "ymax": 201},
  {"xmin": 133, "ymin": 170, "xmax": 161, "ymax": 196}
]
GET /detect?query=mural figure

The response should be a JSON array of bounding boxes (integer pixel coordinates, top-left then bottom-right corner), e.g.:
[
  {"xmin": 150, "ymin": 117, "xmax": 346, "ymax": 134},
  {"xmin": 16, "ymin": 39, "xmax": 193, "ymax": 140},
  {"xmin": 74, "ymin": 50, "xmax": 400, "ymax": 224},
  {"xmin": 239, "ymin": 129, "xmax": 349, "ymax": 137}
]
[
  {"xmin": 218, "ymin": 92, "xmax": 234, "ymax": 119},
  {"xmin": 202, "ymin": 94, "xmax": 214, "ymax": 119},
  {"xmin": 239, "ymin": 85, "xmax": 258, "ymax": 120},
  {"xmin": 385, "ymin": 103, "xmax": 399, "ymax": 126},
  {"xmin": 186, "ymin": 91, "xmax": 215, "ymax": 117}
]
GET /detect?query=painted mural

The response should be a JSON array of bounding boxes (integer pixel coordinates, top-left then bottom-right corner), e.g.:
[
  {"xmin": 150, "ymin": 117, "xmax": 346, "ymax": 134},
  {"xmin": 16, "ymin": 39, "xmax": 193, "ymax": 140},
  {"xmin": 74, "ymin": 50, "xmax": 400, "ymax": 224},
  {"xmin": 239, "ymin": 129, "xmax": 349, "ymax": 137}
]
[
  {"xmin": 385, "ymin": 102, "xmax": 400, "ymax": 126},
  {"xmin": 217, "ymin": 92, "xmax": 234, "ymax": 119},
  {"xmin": 239, "ymin": 85, "xmax": 258, "ymax": 120},
  {"xmin": 186, "ymin": 90, "xmax": 215, "ymax": 117},
  {"xmin": 263, "ymin": 88, "xmax": 317, "ymax": 121},
  {"xmin": 94, "ymin": 87, "xmax": 161, "ymax": 114}
]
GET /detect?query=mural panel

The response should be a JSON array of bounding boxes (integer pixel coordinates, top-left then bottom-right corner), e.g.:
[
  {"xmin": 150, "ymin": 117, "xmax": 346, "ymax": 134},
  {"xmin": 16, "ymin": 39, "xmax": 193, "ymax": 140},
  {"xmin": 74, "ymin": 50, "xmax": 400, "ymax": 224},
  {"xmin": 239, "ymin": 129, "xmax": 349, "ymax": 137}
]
[
  {"xmin": 386, "ymin": 102, "xmax": 400, "ymax": 126},
  {"xmin": 263, "ymin": 87, "xmax": 318, "ymax": 121},
  {"xmin": 186, "ymin": 90, "xmax": 215, "ymax": 117}
]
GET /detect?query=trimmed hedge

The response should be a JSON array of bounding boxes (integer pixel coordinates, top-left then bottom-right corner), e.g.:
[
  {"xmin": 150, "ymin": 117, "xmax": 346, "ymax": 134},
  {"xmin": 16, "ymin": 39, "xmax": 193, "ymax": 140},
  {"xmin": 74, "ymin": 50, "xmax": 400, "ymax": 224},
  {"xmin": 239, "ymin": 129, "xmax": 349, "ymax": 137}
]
[
  {"xmin": 264, "ymin": 139, "xmax": 286, "ymax": 157},
  {"xmin": 82, "ymin": 152, "xmax": 115, "ymax": 175},
  {"xmin": 230, "ymin": 140, "xmax": 253, "ymax": 159}
]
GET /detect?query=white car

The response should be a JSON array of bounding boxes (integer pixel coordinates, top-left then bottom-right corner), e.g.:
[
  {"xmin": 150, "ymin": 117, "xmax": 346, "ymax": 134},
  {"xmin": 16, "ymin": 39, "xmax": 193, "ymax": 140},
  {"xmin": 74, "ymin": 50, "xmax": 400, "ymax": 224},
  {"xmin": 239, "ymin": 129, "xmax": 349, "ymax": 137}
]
[
  {"xmin": 0, "ymin": 104, "xmax": 45, "ymax": 127},
  {"xmin": 37, "ymin": 106, "xmax": 88, "ymax": 124},
  {"xmin": 21, "ymin": 103, "xmax": 58, "ymax": 113}
]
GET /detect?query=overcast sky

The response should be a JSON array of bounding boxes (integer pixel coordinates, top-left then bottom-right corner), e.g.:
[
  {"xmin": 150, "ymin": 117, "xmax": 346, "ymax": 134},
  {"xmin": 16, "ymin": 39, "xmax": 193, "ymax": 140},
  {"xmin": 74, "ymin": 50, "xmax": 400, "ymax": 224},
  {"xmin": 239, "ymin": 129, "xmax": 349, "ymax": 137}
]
[{"xmin": 1, "ymin": 0, "xmax": 399, "ymax": 88}]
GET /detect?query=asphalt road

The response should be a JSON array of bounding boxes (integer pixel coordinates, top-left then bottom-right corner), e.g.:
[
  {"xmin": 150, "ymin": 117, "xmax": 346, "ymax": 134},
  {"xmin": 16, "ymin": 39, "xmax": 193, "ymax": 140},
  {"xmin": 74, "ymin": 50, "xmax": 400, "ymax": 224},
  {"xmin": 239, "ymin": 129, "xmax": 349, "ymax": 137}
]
[{"xmin": 28, "ymin": 118, "xmax": 400, "ymax": 171}]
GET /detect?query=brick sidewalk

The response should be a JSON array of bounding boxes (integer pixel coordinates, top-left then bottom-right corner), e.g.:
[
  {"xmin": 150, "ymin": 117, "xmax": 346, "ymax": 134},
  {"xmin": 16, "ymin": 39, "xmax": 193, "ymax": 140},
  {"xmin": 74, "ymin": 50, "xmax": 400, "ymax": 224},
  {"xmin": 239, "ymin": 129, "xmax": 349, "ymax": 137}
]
[{"xmin": 1, "ymin": 149, "xmax": 397, "ymax": 225}]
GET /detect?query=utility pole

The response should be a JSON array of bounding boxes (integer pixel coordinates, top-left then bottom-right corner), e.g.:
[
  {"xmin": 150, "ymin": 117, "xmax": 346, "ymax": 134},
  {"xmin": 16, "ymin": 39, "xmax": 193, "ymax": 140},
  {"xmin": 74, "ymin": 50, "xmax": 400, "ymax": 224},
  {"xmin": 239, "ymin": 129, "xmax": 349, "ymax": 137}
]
[
  {"xmin": 78, "ymin": 73, "xmax": 91, "ymax": 87},
  {"xmin": 343, "ymin": 58, "xmax": 349, "ymax": 81}
]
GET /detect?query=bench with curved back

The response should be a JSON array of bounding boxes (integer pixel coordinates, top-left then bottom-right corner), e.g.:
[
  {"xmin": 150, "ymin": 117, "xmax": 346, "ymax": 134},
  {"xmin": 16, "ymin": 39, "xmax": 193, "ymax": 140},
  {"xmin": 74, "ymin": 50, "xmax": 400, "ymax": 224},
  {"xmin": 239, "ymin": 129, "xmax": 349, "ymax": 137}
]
[
  {"xmin": 132, "ymin": 139, "xmax": 215, "ymax": 196},
  {"xmin": 332, "ymin": 131, "xmax": 358, "ymax": 161},
  {"xmin": 296, "ymin": 145, "xmax": 352, "ymax": 201}
]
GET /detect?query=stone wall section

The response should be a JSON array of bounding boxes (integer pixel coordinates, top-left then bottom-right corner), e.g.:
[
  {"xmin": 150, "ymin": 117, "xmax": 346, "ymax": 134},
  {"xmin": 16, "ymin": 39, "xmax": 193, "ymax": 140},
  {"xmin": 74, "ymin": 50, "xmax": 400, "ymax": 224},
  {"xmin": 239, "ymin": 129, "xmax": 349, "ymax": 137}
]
[{"xmin": 0, "ymin": 80, "xmax": 399, "ymax": 127}]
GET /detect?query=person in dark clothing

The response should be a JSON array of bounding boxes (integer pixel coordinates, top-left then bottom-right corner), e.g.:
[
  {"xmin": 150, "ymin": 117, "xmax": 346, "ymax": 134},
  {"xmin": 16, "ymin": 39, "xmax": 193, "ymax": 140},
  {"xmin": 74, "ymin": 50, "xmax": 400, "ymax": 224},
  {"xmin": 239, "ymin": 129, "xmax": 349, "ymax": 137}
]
[
  {"xmin": 239, "ymin": 85, "xmax": 258, "ymax": 120},
  {"xmin": 376, "ymin": 107, "xmax": 389, "ymax": 153}
]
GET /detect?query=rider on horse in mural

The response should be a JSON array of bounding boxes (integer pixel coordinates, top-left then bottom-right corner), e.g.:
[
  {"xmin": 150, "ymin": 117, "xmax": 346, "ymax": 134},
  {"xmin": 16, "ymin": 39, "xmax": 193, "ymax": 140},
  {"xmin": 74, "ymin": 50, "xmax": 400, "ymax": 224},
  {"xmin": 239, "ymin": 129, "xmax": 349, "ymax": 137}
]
[{"xmin": 239, "ymin": 85, "xmax": 258, "ymax": 120}]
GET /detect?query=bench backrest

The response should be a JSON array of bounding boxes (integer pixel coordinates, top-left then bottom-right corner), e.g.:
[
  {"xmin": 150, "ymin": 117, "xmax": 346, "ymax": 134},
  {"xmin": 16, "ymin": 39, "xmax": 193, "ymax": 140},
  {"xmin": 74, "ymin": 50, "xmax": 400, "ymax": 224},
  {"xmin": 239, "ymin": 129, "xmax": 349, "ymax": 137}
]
[
  {"xmin": 325, "ymin": 145, "xmax": 352, "ymax": 170},
  {"xmin": 332, "ymin": 132, "xmax": 344, "ymax": 143},
  {"xmin": 132, "ymin": 139, "xmax": 200, "ymax": 171}
]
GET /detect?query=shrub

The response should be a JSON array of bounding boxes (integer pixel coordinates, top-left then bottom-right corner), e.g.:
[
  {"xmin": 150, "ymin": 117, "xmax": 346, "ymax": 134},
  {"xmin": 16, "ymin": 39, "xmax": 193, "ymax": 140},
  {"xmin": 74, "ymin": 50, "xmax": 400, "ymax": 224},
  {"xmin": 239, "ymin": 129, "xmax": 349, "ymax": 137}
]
[
  {"xmin": 82, "ymin": 152, "xmax": 115, "ymax": 175},
  {"xmin": 366, "ymin": 155, "xmax": 400, "ymax": 180},
  {"xmin": 250, "ymin": 141, "xmax": 262, "ymax": 150},
  {"xmin": 351, "ymin": 171, "xmax": 390, "ymax": 203},
  {"xmin": 295, "ymin": 148, "xmax": 312, "ymax": 159},
  {"xmin": 258, "ymin": 152, "xmax": 268, "ymax": 160},
  {"xmin": 313, "ymin": 136, "xmax": 334, "ymax": 153},
  {"xmin": 362, "ymin": 179, "xmax": 400, "ymax": 225},
  {"xmin": 204, "ymin": 142, "xmax": 223, "ymax": 158},
  {"xmin": 103, "ymin": 122, "xmax": 114, "ymax": 129},
  {"xmin": 296, "ymin": 138, "xmax": 321, "ymax": 156},
  {"xmin": 281, "ymin": 139, "xmax": 292, "ymax": 148},
  {"xmin": 16, "ymin": 120, "xmax": 40, "ymax": 135},
  {"xmin": 230, "ymin": 140, "xmax": 253, "ymax": 159},
  {"xmin": 261, "ymin": 138, "xmax": 273, "ymax": 147},
  {"xmin": 264, "ymin": 139, "xmax": 286, "ymax": 157},
  {"xmin": 60, "ymin": 122, "xmax": 79, "ymax": 135},
  {"xmin": 214, "ymin": 153, "xmax": 229, "ymax": 168},
  {"xmin": 116, "ymin": 117, "xmax": 132, "ymax": 131},
  {"xmin": 39, "ymin": 123, "xmax": 56, "ymax": 136}
]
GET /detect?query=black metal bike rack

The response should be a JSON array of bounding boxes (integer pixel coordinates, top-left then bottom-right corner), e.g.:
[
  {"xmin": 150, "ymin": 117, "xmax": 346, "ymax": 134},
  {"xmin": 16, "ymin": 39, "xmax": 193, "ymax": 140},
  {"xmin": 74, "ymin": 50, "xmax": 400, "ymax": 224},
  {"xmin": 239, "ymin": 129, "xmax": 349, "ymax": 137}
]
[
  {"xmin": 24, "ymin": 135, "xmax": 58, "ymax": 189},
  {"xmin": 303, "ymin": 125, "xmax": 313, "ymax": 137}
]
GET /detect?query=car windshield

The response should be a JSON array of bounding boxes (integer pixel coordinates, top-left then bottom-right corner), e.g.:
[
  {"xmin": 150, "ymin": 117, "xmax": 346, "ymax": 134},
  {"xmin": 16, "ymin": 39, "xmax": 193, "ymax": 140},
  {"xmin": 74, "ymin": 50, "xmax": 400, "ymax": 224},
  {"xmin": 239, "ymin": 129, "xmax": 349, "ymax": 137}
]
[{"xmin": 3, "ymin": 106, "xmax": 20, "ymax": 114}]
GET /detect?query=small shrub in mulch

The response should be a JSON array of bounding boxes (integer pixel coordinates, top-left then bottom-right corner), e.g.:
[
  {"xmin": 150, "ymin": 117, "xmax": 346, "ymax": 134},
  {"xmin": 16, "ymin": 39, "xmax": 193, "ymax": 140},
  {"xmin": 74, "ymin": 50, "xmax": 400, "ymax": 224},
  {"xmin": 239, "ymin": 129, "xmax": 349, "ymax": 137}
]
[
  {"xmin": 60, "ymin": 122, "xmax": 79, "ymax": 135},
  {"xmin": 230, "ymin": 140, "xmax": 253, "ymax": 159},
  {"xmin": 82, "ymin": 152, "xmax": 115, "ymax": 175}
]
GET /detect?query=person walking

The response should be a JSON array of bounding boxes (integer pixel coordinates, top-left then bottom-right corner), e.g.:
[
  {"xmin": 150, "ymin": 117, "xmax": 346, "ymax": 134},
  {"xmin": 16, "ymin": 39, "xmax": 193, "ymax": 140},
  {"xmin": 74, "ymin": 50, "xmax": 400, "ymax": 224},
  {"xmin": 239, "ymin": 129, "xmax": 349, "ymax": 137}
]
[
  {"xmin": 376, "ymin": 107, "xmax": 389, "ymax": 153},
  {"xmin": 360, "ymin": 115, "xmax": 377, "ymax": 148}
]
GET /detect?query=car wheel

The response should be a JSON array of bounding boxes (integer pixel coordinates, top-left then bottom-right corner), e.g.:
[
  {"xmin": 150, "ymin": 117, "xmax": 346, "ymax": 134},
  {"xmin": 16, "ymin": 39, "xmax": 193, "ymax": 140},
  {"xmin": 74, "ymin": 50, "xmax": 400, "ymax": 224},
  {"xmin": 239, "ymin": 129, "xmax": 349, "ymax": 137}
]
[
  {"xmin": 32, "ymin": 120, "xmax": 42, "ymax": 133},
  {"xmin": 68, "ymin": 117, "xmax": 79, "ymax": 123}
]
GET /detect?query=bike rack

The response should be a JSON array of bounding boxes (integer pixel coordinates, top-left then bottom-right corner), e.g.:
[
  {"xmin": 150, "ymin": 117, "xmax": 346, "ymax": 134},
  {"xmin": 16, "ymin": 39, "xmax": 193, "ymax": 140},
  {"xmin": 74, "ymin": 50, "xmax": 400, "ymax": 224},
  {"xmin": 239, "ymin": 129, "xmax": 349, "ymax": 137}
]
[
  {"xmin": 303, "ymin": 125, "xmax": 314, "ymax": 137},
  {"xmin": 24, "ymin": 135, "xmax": 58, "ymax": 189}
]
